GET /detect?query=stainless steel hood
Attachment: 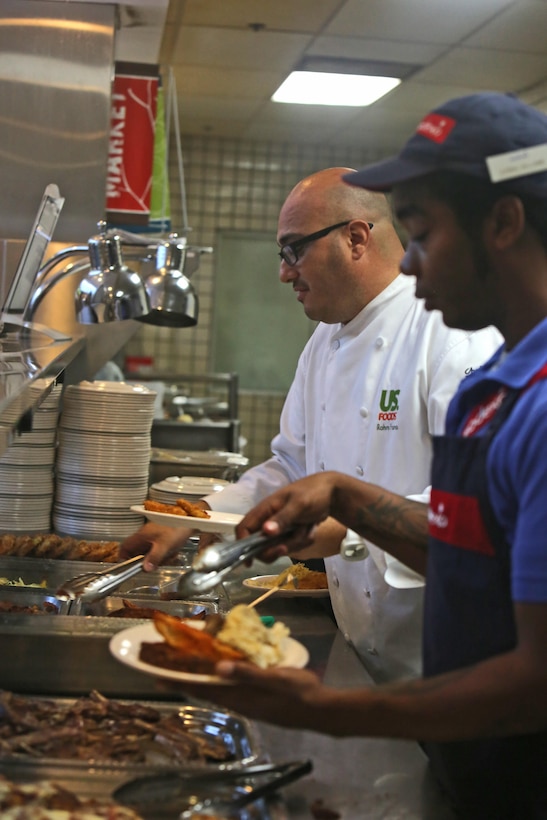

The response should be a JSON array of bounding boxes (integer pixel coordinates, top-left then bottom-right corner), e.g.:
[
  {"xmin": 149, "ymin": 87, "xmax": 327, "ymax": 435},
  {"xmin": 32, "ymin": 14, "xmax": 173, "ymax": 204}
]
[
  {"xmin": 0, "ymin": 0, "xmax": 115, "ymax": 243},
  {"xmin": 0, "ymin": 0, "xmax": 171, "ymax": 457}
]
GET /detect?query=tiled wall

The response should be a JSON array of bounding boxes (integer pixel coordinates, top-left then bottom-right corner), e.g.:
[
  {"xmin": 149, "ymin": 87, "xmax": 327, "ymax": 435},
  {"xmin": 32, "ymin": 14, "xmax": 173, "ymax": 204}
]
[{"xmin": 106, "ymin": 137, "xmax": 383, "ymax": 467}]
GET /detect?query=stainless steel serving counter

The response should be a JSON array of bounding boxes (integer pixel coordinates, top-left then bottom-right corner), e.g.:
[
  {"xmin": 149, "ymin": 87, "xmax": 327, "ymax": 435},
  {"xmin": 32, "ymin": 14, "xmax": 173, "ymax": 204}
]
[{"xmin": 0, "ymin": 556, "xmax": 458, "ymax": 818}]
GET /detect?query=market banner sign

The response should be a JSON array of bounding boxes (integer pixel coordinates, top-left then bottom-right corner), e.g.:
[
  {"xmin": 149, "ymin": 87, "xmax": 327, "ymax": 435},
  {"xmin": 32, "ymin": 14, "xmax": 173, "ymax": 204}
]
[{"xmin": 106, "ymin": 62, "xmax": 159, "ymax": 226}]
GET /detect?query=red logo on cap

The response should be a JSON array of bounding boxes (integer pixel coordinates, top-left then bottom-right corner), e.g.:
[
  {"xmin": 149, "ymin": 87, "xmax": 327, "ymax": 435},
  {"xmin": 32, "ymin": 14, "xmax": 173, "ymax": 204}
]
[{"xmin": 416, "ymin": 113, "xmax": 456, "ymax": 144}]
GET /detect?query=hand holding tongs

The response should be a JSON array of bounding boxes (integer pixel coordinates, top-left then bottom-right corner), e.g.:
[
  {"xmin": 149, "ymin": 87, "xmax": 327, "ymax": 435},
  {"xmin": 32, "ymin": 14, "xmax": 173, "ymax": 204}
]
[
  {"xmin": 54, "ymin": 529, "xmax": 297, "ymax": 603},
  {"xmin": 176, "ymin": 528, "xmax": 297, "ymax": 597},
  {"xmin": 55, "ymin": 555, "xmax": 145, "ymax": 603}
]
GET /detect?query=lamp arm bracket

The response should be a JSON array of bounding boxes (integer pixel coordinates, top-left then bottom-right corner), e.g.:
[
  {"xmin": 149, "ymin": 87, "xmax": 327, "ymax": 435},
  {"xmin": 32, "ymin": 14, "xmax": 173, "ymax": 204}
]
[{"xmin": 23, "ymin": 258, "xmax": 90, "ymax": 324}]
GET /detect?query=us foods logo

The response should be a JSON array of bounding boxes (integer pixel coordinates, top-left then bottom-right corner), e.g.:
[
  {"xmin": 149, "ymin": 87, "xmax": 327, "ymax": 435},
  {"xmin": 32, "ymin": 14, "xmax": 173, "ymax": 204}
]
[{"xmin": 377, "ymin": 389, "xmax": 400, "ymax": 428}]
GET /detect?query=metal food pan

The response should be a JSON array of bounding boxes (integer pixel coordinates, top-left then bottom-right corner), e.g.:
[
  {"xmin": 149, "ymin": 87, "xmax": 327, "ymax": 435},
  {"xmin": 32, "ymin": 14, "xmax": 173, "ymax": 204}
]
[
  {"xmin": 71, "ymin": 595, "xmax": 219, "ymax": 618},
  {"xmin": 0, "ymin": 557, "xmax": 194, "ymax": 595},
  {"xmin": 114, "ymin": 573, "xmax": 225, "ymax": 605},
  {"xmin": 0, "ymin": 585, "xmax": 71, "ymax": 615},
  {"xmin": 0, "ymin": 696, "xmax": 260, "ymax": 772},
  {"xmin": 0, "ymin": 555, "xmax": 118, "ymax": 590}
]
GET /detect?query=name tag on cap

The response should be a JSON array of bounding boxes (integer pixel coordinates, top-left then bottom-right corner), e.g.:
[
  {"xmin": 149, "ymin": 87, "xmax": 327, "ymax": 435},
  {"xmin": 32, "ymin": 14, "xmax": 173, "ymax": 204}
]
[{"xmin": 486, "ymin": 143, "xmax": 547, "ymax": 183}]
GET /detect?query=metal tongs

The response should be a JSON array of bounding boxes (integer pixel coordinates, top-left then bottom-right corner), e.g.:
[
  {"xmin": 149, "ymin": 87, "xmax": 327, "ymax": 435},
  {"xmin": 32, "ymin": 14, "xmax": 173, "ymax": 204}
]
[
  {"xmin": 54, "ymin": 529, "xmax": 296, "ymax": 603},
  {"xmin": 114, "ymin": 758, "xmax": 313, "ymax": 818},
  {"xmin": 176, "ymin": 528, "xmax": 297, "ymax": 597},
  {"xmin": 55, "ymin": 555, "xmax": 146, "ymax": 603}
]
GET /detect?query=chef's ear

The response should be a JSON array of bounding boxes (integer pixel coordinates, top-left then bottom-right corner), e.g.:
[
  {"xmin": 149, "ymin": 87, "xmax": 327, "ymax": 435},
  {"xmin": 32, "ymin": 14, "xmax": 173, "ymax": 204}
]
[{"xmin": 348, "ymin": 219, "xmax": 373, "ymax": 258}]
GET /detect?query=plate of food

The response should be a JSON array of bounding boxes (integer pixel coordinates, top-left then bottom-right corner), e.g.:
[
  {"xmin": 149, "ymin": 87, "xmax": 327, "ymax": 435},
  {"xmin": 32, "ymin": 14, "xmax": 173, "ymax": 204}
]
[
  {"xmin": 243, "ymin": 563, "xmax": 330, "ymax": 598},
  {"xmin": 109, "ymin": 607, "xmax": 309, "ymax": 685},
  {"xmin": 131, "ymin": 504, "xmax": 242, "ymax": 535}
]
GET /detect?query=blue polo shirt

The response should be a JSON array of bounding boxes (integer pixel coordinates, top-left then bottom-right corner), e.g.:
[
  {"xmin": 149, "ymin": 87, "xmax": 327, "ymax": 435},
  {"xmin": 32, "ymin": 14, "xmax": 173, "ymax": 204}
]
[{"xmin": 445, "ymin": 317, "xmax": 547, "ymax": 603}]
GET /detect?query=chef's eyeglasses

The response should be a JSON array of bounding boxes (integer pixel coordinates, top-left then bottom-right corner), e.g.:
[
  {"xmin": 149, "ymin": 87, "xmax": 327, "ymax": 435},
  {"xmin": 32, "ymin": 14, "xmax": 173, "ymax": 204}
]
[{"xmin": 278, "ymin": 219, "xmax": 373, "ymax": 267}]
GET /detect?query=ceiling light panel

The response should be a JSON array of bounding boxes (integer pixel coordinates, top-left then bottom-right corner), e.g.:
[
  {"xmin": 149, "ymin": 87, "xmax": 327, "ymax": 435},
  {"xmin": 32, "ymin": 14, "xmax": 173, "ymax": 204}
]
[{"xmin": 272, "ymin": 70, "xmax": 400, "ymax": 106}]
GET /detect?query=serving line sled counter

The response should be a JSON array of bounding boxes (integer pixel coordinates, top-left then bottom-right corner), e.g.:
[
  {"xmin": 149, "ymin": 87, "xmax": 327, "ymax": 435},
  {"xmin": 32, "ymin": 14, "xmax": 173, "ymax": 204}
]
[{"xmin": 0, "ymin": 551, "xmax": 457, "ymax": 820}]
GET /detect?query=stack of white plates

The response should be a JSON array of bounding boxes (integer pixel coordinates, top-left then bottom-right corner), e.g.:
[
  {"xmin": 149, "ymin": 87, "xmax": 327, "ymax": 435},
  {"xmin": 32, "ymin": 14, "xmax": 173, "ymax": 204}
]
[
  {"xmin": 149, "ymin": 475, "xmax": 229, "ymax": 504},
  {"xmin": 54, "ymin": 381, "xmax": 156, "ymax": 539},
  {"xmin": 0, "ymin": 381, "xmax": 62, "ymax": 532}
]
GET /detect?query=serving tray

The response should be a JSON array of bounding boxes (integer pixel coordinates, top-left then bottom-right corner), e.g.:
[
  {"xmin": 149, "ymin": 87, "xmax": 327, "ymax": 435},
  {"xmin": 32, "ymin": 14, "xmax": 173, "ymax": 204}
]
[
  {"xmin": 0, "ymin": 695, "xmax": 285, "ymax": 819},
  {"xmin": 71, "ymin": 594, "xmax": 219, "ymax": 618},
  {"xmin": 0, "ymin": 694, "xmax": 260, "ymax": 771}
]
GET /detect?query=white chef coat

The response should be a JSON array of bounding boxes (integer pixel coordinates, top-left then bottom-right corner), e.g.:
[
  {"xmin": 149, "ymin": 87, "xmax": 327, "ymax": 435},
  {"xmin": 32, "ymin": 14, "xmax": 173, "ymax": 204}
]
[{"xmin": 205, "ymin": 275, "xmax": 503, "ymax": 682}]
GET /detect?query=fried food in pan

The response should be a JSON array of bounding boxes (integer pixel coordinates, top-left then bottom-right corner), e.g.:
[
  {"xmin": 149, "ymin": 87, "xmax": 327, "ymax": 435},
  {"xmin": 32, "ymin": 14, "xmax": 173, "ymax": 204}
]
[{"xmin": 0, "ymin": 534, "xmax": 121, "ymax": 562}]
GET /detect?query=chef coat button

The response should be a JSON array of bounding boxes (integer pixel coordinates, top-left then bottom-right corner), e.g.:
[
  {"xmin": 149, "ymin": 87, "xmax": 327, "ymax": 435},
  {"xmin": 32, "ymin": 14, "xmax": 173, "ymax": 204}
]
[
  {"xmin": 360, "ymin": 407, "xmax": 368, "ymax": 418},
  {"xmin": 332, "ymin": 339, "xmax": 340, "ymax": 351},
  {"xmin": 321, "ymin": 403, "xmax": 326, "ymax": 411},
  {"xmin": 375, "ymin": 336, "xmax": 386, "ymax": 349},
  {"xmin": 356, "ymin": 465, "xmax": 364, "ymax": 476},
  {"xmin": 343, "ymin": 632, "xmax": 350, "ymax": 641},
  {"xmin": 332, "ymin": 576, "xmax": 340, "ymax": 588},
  {"xmin": 319, "ymin": 461, "xmax": 325, "ymax": 470}
]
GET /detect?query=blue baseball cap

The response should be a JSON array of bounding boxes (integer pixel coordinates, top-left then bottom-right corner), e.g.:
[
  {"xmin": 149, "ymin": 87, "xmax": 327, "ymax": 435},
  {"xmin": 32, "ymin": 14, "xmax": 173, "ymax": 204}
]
[{"xmin": 344, "ymin": 92, "xmax": 547, "ymax": 198}]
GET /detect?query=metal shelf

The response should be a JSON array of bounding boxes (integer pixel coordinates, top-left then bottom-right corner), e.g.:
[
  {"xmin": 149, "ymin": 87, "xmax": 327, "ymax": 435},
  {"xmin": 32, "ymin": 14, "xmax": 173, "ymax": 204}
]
[{"xmin": 0, "ymin": 324, "xmax": 85, "ymax": 456}]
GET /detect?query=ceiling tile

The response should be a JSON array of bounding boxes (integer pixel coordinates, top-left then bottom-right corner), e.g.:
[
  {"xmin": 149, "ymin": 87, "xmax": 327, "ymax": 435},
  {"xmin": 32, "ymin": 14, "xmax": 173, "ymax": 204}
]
[
  {"xmin": 324, "ymin": 0, "xmax": 515, "ymax": 44},
  {"xmin": 308, "ymin": 35, "xmax": 446, "ymax": 66},
  {"xmin": 465, "ymin": 1, "xmax": 547, "ymax": 54},
  {"xmin": 415, "ymin": 47, "xmax": 547, "ymax": 91},
  {"xmin": 253, "ymin": 99, "xmax": 359, "ymax": 127},
  {"xmin": 170, "ymin": 65, "xmax": 283, "ymax": 99},
  {"xmin": 179, "ymin": 0, "xmax": 341, "ymax": 32},
  {"xmin": 377, "ymin": 81, "xmax": 488, "ymax": 113},
  {"xmin": 171, "ymin": 25, "xmax": 311, "ymax": 70}
]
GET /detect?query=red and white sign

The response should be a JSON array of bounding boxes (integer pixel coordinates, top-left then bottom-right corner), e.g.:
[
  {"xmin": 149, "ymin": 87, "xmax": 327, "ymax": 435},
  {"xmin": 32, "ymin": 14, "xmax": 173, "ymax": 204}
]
[{"xmin": 106, "ymin": 62, "xmax": 159, "ymax": 225}]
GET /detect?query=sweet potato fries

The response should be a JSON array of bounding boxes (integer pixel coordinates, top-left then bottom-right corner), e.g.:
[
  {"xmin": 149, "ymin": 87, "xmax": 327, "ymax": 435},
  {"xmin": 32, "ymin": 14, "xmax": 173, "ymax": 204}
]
[{"xmin": 139, "ymin": 610, "xmax": 245, "ymax": 674}]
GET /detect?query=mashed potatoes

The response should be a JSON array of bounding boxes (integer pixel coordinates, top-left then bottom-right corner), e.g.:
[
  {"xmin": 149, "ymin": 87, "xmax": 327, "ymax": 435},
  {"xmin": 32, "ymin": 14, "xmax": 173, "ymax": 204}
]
[{"xmin": 216, "ymin": 604, "xmax": 289, "ymax": 668}]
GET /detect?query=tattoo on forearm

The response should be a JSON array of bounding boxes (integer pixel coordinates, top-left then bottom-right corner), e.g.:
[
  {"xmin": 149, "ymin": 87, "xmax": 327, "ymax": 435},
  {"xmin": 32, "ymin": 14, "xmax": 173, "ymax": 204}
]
[{"xmin": 352, "ymin": 492, "xmax": 428, "ymax": 552}]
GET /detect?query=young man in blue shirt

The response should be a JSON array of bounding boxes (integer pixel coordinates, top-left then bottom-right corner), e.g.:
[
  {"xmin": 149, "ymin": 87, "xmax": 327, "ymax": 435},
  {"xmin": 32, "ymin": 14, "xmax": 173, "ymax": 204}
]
[{"xmin": 179, "ymin": 93, "xmax": 547, "ymax": 819}]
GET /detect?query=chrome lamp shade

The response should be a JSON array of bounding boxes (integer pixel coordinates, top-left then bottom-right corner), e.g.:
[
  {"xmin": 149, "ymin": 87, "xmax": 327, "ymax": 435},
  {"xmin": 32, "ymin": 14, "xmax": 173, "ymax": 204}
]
[
  {"xmin": 75, "ymin": 233, "xmax": 150, "ymax": 323},
  {"xmin": 75, "ymin": 231, "xmax": 199, "ymax": 328},
  {"xmin": 139, "ymin": 235, "xmax": 199, "ymax": 328}
]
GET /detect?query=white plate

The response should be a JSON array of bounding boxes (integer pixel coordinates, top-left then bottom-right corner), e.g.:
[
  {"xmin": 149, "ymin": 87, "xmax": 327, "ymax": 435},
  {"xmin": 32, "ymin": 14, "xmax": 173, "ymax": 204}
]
[
  {"xmin": 109, "ymin": 621, "xmax": 309, "ymax": 685},
  {"xmin": 131, "ymin": 505, "xmax": 242, "ymax": 534},
  {"xmin": 66, "ymin": 381, "xmax": 157, "ymax": 397},
  {"xmin": 152, "ymin": 476, "xmax": 229, "ymax": 495},
  {"xmin": 243, "ymin": 575, "xmax": 330, "ymax": 598}
]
